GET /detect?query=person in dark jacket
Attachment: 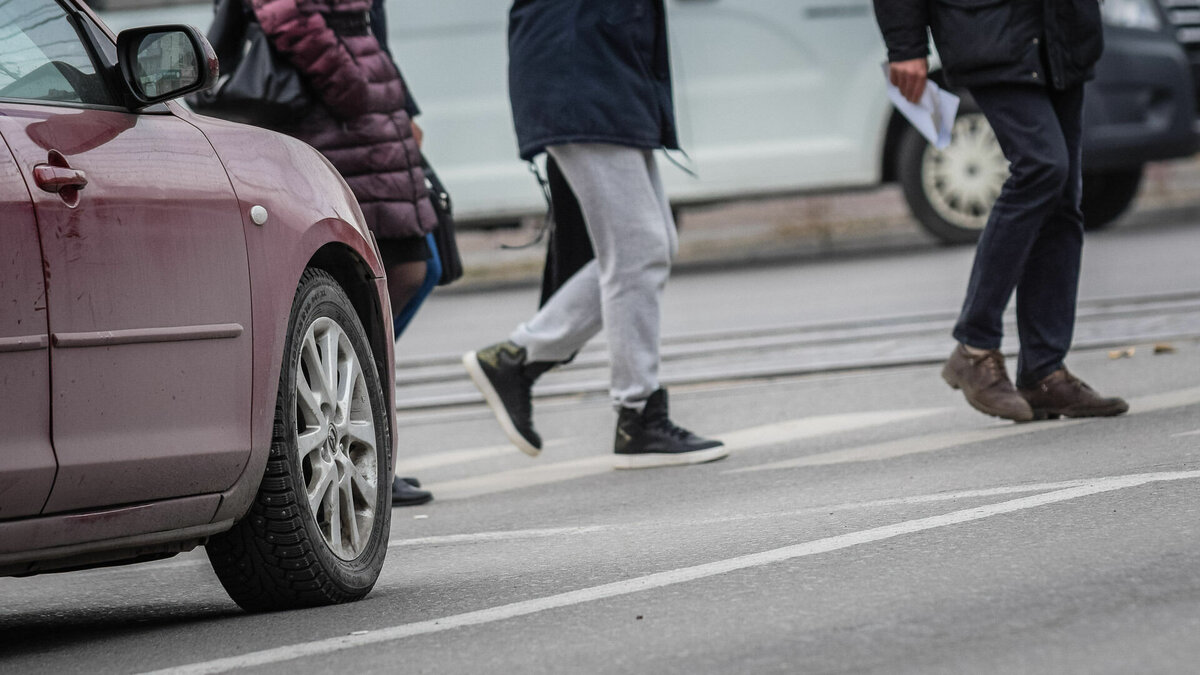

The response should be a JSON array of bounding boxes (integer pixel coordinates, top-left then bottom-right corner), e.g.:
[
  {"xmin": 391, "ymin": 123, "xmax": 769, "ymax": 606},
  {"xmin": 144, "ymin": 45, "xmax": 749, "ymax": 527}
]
[
  {"xmin": 462, "ymin": 0, "xmax": 727, "ymax": 469},
  {"xmin": 251, "ymin": 0, "xmax": 435, "ymax": 505},
  {"xmin": 874, "ymin": 0, "xmax": 1127, "ymax": 422}
]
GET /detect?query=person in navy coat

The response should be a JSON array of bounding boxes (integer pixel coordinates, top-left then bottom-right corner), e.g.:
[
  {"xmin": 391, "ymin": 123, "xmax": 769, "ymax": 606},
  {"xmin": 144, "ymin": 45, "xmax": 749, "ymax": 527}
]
[{"xmin": 462, "ymin": 0, "xmax": 729, "ymax": 470}]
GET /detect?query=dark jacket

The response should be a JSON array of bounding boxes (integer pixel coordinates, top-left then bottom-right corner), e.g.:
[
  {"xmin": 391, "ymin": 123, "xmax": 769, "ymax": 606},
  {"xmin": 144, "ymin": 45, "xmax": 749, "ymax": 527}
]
[
  {"xmin": 252, "ymin": 0, "xmax": 437, "ymax": 240},
  {"xmin": 873, "ymin": 0, "xmax": 1104, "ymax": 90},
  {"xmin": 508, "ymin": 0, "xmax": 679, "ymax": 161}
]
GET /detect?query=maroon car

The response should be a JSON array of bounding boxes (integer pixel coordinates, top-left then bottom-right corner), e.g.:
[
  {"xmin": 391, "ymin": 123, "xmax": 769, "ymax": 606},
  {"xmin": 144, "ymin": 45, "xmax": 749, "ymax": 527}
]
[{"xmin": 0, "ymin": 1, "xmax": 396, "ymax": 611}]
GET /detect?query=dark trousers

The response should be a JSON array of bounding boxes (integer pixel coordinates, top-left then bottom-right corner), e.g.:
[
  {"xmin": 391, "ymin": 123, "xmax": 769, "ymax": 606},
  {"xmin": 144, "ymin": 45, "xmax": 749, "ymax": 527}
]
[{"xmin": 953, "ymin": 82, "xmax": 1086, "ymax": 388}]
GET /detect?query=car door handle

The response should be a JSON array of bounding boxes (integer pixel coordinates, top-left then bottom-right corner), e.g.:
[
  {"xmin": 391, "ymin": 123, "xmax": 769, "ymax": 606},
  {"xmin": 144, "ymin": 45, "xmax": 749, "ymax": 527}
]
[{"xmin": 33, "ymin": 164, "xmax": 89, "ymax": 193}]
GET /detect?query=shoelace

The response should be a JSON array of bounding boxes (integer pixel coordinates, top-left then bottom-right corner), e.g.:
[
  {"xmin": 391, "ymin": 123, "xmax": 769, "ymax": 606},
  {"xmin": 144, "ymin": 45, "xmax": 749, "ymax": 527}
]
[
  {"xmin": 970, "ymin": 350, "xmax": 1011, "ymax": 384},
  {"xmin": 514, "ymin": 372, "xmax": 537, "ymax": 420},
  {"xmin": 643, "ymin": 407, "xmax": 694, "ymax": 441}
]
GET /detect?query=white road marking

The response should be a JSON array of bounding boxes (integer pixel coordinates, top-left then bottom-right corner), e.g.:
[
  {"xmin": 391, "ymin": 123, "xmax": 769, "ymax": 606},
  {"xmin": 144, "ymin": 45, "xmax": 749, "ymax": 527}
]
[
  {"xmin": 390, "ymin": 479, "xmax": 1111, "ymax": 548},
  {"xmin": 717, "ymin": 408, "xmax": 947, "ymax": 451},
  {"xmin": 391, "ymin": 526, "xmax": 608, "ymax": 547},
  {"xmin": 1171, "ymin": 429, "xmax": 1200, "ymax": 438},
  {"xmin": 732, "ymin": 386, "xmax": 1200, "ymax": 473},
  {"xmin": 140, "ymin": 470, "xmax": 1200, "ymax": 675},
  {"xmin": 729, "ymin": 422, "xmax": 1082, "ymax": 472},
  {"xmin": 429, "ymin": 409, "xmax": 947, "ymax": 500},
  {"xmin": 397, "ymin": 439, "xmax": 571, "ymax": 472},
  {"xmin": 69, "ymin": 481, "xmax": 1090, "ymax": 576},
  {"xmin": 428, "ymin": 456, "xmax": 613, "ymax": 500}
]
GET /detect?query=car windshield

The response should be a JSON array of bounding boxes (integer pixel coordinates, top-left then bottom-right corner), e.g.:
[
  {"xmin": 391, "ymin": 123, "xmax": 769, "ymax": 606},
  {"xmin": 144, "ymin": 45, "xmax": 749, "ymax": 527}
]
[{"xmin": 0, "ymin": 1, "xmax": 115, "ymax": 106}]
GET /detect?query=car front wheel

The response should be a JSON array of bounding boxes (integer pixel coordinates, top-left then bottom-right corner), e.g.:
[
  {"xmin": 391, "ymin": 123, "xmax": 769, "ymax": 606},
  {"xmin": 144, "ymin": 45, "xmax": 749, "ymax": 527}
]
[{"xmin": 207, "ymin": 269, "xmax": 392, "ymax": 612}]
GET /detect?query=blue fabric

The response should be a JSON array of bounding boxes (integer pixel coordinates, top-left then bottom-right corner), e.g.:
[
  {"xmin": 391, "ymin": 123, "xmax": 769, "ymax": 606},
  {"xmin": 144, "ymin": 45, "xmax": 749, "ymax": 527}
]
[
  {"xmin": 370, "ymin": 0, "xmax": 420, "ymax": 116},
  {"xmin": 393, "ymin": 233, "xmax": 441, "ymax": 338},
  {"xmin": 507, "ymin": 0, "xmax": 677, "ymax": 161}
]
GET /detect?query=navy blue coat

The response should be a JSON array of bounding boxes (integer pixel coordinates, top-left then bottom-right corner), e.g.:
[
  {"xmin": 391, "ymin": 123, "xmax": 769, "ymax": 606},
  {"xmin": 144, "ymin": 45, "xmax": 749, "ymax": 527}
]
[{"xmin": 508, "ymin": 0, "xmax": 679, "ymax": 161}]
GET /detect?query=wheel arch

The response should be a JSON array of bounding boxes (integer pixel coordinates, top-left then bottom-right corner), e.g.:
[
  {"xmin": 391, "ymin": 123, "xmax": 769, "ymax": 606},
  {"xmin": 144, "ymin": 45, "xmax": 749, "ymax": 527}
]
[{"xmin": 306, "ymin": 243, "xmax": 393, "ymax": 424}]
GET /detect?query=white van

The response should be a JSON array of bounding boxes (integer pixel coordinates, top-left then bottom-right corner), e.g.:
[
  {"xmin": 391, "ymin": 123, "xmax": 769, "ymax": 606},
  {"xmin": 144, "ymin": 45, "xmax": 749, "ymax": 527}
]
[{"xmin": 101, "ymin": 0, "xmax": 1199, "ymax": 243}]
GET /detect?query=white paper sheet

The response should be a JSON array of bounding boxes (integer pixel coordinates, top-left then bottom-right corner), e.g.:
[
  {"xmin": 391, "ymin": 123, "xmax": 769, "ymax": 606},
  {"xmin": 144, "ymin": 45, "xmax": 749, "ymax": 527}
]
[{"xmin": 883, "ymin": 66, "xmax": 960, "ymax": 150}]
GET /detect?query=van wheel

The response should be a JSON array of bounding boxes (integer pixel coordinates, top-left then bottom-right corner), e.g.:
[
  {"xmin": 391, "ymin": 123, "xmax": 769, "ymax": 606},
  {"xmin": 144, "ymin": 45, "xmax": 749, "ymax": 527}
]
[
  {"xmin": 1081, "ymin": 168, "xmax": 1142, "ymax": 231},
  {"xmin": 206, "ymin": 269, "xmax": 391, "ymax": 612},
  {"xmin": 897, "ymin": 105, "xmax": 1006, "ymax": 245}
]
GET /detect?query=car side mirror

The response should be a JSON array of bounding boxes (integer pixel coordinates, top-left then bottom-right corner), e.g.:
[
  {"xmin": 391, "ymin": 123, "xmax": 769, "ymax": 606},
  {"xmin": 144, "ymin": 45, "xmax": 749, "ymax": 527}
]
[{"xmin": 115, "ymin": 25, "xmax": 217, "ymax": 109}]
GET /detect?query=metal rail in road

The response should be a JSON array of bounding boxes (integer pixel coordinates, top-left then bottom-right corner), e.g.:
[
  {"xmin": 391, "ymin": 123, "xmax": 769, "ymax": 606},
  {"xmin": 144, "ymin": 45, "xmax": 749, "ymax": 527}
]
[{"xmin": 394, "ymin": 290, "xmax": 1200, "ymax": 411}]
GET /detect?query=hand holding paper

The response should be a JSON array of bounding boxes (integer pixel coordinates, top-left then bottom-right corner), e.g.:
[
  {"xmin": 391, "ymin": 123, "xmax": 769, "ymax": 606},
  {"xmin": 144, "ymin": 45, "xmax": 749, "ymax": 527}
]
[{"xmin": 883, "ymin": 65, "xmax": 960, "ymax": 150}]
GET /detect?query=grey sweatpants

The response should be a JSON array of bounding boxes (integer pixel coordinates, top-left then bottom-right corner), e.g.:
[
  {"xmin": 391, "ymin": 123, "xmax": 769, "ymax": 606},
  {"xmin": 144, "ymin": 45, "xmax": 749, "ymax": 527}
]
[{"xmin": 510, "ymin": 143, "xmax": 678, "ymax": 409}]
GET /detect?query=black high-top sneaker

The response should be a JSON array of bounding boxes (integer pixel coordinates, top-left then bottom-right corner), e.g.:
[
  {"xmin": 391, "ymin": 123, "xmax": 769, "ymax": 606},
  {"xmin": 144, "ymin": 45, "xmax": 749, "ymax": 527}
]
[
  {"xmin": 463, "ymin": 341, "xmax": 555, "ymax": 456},
  {"xmin": 613, "ymin": 389, "xmax": 728, "ymax": 469}
]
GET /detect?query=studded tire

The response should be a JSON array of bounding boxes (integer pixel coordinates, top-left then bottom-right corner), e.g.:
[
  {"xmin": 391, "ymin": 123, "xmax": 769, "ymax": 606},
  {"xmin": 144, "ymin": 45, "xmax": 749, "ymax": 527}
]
[{"xmin": 207, "ymin": 269, "xmax": 392, "ymax": 612}]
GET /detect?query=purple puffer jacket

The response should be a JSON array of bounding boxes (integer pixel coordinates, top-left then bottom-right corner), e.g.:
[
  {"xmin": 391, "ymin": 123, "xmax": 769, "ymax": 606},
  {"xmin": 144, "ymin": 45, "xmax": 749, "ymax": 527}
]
[{"xmin": 251, "ymin": 0, "xmax": 437, "ymax": 240}]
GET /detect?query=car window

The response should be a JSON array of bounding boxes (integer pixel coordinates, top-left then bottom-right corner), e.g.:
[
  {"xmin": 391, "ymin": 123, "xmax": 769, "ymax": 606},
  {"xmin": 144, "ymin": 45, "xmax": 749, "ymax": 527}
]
[{"xmin": 0, "ymin": 2, "xmax": 117, "ymax": 106}]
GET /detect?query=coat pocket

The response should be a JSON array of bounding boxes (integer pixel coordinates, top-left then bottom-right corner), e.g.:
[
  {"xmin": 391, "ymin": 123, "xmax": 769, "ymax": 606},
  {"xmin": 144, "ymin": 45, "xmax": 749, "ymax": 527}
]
[{"xmin": 930, "ymin": 0, "xmax": 1018, "ymax": 74}]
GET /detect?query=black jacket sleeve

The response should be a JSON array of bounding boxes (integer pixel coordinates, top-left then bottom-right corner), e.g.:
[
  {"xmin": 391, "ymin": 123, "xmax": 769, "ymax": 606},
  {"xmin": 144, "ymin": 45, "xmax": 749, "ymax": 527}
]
[{"xmin": 872, "ymin": 0, "xmax": 930, "ymax": 62}]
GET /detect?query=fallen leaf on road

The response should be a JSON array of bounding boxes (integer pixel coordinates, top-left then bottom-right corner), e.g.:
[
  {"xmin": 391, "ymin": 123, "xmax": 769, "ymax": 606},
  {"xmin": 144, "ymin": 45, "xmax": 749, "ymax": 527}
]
[
  {"xmin": 1154, "ymin": 343, "xmax": 1177, "ymax": 354},
  {"xmin": 1108, "ymin": 347, "xmax": 1136, "ymax": 359}
]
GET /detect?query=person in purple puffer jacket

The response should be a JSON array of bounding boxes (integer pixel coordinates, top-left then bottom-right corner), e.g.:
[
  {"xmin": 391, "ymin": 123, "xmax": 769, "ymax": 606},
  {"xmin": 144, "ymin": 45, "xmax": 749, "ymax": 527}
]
[{"xmin": 250, "ymin": 0, "xmax": 436, "ymax": 506}]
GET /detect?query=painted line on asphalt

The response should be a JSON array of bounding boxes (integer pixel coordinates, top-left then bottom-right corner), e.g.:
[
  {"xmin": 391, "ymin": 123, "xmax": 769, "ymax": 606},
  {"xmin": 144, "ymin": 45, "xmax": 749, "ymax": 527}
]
[
  {"xmin": 731, "ymin": 386, "xmax": 1200, "ymax": 473},
  {"xmin": 71, "ymin": 481, "xmax": 1093, "ymax": 576},
  {"xmin": 428, "ymin": 409, "xmax": 947, "ymax": 500},
  {"xmin": 390, "ymin": 525, "xmax": 608, "ymax": 547},
  {"xmin": 717, "ymin": 408, "xmax": 947, "ymax": 451},
  {"xmin": 397, "ymin": 439, "xmax": 572, "ymax": 472},
  {"xmin": 1172, "ymin": 429, "xmax": 1200, "ymax": 438},
  {"xmin": 387, "ymin": 479, "xmax": 1106, "ymax": 549},
  {"xmin": 140, "ymin": 469, "xmax": 1200, "ymax": 675}
]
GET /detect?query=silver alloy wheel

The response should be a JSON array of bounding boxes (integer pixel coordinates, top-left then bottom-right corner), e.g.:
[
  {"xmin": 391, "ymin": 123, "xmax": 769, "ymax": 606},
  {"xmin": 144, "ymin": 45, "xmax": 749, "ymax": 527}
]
[
  {"xmin": 295, "ymin": 316, "xmax": 378, "ymax": 561},
  {"xmin": 921, "ymin": 112, "xmax": 1009, "ymax": 232}
]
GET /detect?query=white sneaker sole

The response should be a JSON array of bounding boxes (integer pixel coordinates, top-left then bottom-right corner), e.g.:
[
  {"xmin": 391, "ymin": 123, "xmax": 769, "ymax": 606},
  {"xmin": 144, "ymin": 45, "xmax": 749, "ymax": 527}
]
[
  {"xmin": 462, "ymin": 351, "xmax": 541, "ymax": 458},
  {"xmin": 613, "ymin": 445, "xmax": 730, "ymax": 470}
]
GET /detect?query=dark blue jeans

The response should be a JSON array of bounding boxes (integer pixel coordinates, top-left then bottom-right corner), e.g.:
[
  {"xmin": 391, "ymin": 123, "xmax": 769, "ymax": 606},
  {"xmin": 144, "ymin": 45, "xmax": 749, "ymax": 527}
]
[{"xmin": 954, "ymin": 82, "xmax": 1085, "ymax": 388}]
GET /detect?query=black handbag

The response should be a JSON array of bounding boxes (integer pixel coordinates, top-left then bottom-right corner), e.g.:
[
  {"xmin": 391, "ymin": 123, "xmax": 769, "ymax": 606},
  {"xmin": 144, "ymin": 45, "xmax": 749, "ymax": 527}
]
[
  {"xmin": 187, "ymin": 0, "xmax": 314, "ymax": 126},
  {"xmin": 422, "ymin": 156, "xmax": 463, "ymax": 286}
]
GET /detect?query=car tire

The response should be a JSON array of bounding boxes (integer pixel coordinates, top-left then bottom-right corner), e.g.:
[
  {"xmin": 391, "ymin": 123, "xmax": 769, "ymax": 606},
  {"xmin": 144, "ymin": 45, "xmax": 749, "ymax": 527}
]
[
  {"xmin": 1081, "ymin": 167, "xmax": 1142, "ymax": 231},
  {"xmin": 207, "ymin": 269, "xmax": 392, "ymax": 612},
  {"xmin": 897, "ymin": 103, "xmax": 1007, "ymax": 245}
]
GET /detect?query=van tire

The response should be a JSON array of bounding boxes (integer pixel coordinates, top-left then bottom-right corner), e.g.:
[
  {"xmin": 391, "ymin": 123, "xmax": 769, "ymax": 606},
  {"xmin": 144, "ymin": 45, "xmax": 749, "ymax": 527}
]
[
  {"xmin": 1081, "ymin": 168, "xmax": 1142, "ymax": 231},
  {"xmin": 898, "ymin": 102, "xmax": 1144, "ymax": 244},
  {"xmin": 897, "ymin": 103, "xmax": 1003, "ymax": 245}
]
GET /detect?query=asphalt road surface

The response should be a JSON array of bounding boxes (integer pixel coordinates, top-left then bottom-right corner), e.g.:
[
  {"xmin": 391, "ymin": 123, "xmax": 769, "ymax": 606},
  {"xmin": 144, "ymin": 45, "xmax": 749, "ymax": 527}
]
[{"xmin": 2, "ymin": 219, "xmax": 1199, "ymax": 674}]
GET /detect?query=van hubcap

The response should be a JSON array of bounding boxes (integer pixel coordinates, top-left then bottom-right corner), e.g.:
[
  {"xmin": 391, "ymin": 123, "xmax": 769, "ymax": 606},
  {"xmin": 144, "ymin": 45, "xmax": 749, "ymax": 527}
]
[{"xmin": 921, "ymin": 112, "xmax": 1009, "ymax": 232}]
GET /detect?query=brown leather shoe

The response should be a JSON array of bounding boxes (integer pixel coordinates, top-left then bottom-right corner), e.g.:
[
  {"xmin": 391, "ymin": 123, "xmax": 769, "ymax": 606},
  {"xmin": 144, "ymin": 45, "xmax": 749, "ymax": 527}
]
[
  {"xmin": 941, "ymin": 344, "xmax": 1034, "ymax": 422},
  {"xmin": 1019, "ymin": 368, "xmax": 1129, "ymax": 420}
]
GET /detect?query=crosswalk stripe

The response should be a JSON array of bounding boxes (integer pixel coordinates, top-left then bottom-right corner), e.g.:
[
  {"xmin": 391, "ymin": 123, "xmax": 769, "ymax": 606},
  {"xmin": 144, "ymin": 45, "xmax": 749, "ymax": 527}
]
[
  {"xmin": 428, "ymin": 409, "xmax": 948, "ymax": 500},
  {"xmin": 718, "ymin": 408, "xmax": 947, "ymax": 450},
  {"xmin": 397, "ymin": 439, "xmax": 571, "ymax": 472},
  {"xmin": 142, "ymin": 470, "xmax": 1200, "ymax": 675},
  {"xmin": 731, "ymin": 386, "xmax": 1200, "ymax": 473}
]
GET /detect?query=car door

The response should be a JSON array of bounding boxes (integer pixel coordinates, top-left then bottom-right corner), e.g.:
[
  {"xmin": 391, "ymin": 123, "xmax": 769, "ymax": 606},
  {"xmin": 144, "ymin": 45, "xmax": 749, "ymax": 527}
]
[
  {"xmin": 0, "ymin": 141, "xmax": 56, "ymax": 520},
  {"xmin": 666, "ymin": 0, "xmax": 892, "ymax": 199},
  {"xmin": 0, "ymin": 2, "xmax": 254, "ymax": 513}
]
